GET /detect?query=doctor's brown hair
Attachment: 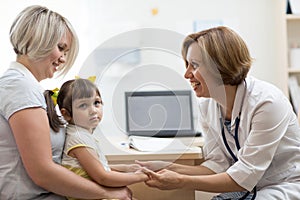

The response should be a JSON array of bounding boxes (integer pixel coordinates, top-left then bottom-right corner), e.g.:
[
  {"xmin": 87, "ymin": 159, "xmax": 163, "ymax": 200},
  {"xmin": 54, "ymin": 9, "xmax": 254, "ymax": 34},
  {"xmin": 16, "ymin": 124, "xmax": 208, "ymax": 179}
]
[{"xmin": 182, "ymin": 26, "xmax": 253, "ymax": 85}]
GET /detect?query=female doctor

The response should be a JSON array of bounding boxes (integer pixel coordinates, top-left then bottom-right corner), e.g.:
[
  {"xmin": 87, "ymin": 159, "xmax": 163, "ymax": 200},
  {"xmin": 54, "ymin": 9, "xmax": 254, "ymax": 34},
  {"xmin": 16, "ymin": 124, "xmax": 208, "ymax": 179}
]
[{"xmin": 138, "ymin": 26, "xmax": 300, "ymax": 199}]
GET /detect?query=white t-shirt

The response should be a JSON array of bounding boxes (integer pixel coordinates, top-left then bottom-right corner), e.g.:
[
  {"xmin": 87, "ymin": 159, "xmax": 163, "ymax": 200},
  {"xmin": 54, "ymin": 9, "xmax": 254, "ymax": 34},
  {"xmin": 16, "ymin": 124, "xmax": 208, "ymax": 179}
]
[
  {"xmin": 0, "ymin": 62, "xmax": 65, "ymax": 199},
  {"xmin": 62, "ymin": 124, "xmax": 110, "ymax": 172},
  {"xmin": 199, "ymin": 76, "xmax": 300, "ymax": 192}
]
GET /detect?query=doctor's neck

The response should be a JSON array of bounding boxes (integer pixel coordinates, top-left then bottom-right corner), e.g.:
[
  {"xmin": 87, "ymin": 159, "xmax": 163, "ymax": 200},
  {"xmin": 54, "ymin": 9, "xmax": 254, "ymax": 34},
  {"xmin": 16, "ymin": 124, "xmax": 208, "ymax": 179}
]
[{"xmin": 216, "ymin": 84, "xmax": 237, "ymax": 120}]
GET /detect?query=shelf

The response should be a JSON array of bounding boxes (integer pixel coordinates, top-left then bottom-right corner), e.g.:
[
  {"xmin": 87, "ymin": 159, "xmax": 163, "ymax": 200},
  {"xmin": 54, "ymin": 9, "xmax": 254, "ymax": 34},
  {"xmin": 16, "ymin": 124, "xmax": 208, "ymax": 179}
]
[
  {"xmin": 289, "ymin": 68, "xmax": 300, "ymax": 73},
  {"xmin": 286, "ymin": 14, "xmax": 300, "ymax": 20}
]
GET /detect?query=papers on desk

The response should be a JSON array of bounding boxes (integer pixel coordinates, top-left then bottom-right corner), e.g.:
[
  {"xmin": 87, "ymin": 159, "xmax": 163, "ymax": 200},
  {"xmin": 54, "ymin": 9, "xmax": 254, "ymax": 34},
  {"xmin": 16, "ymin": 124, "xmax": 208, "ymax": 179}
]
[{"xmin": 128, "ymin": 135, "xmax": 192, "ymax": 152}]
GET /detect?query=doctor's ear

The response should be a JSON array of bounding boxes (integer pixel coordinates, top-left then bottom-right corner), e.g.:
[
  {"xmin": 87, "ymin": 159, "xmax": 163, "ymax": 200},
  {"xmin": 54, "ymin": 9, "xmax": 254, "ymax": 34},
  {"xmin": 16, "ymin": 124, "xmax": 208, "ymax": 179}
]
[{"xmin": 60, "ymin": 108, "xmax": 72, "ymax": 122}]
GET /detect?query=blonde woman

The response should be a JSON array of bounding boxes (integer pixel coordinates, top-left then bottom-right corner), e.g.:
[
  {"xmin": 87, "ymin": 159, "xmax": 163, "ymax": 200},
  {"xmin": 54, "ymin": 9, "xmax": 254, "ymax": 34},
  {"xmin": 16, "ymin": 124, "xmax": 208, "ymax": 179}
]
[{"xmin": 0, "ymin": 5, "xmax": 131, "ymax": 200}]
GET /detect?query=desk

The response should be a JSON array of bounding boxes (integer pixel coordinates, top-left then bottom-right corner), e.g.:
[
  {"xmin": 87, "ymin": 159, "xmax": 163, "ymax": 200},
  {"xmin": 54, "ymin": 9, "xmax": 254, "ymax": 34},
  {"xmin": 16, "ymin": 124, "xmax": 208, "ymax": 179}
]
[{"xmin": 96, "ymin": 132, "xmax": 204, "ymax": 200}]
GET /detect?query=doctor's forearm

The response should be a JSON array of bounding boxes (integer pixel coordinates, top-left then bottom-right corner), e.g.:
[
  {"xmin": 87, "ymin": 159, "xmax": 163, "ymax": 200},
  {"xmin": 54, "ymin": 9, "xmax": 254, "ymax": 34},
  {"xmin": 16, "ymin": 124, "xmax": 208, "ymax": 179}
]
[
  {"xmin": 180, "ymin": 172, "xmax": 245, "ymax": 193},
  {"xmin": 168, "ymin": 163, "xmax": 215, "ymax": 175}
]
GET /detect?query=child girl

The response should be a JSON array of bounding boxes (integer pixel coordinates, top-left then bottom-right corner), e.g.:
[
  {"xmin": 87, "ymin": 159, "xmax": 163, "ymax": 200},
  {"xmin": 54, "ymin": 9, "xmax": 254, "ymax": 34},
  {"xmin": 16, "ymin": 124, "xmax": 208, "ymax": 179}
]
[{"xmin": 45, "ymin": 78, "xmax": 148, "ymax": 200}]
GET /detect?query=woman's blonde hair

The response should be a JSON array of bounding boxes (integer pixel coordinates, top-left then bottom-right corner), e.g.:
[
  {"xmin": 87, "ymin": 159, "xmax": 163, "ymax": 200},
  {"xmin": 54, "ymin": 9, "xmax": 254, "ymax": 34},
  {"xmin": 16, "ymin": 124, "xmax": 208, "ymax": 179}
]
[
  {"xmin": 182, "ymin": 26, "xmax": 253, "ymax": 85},
  {"xmin": 9, "ymin": 5, "xmax": 79, "ymax": 76}
]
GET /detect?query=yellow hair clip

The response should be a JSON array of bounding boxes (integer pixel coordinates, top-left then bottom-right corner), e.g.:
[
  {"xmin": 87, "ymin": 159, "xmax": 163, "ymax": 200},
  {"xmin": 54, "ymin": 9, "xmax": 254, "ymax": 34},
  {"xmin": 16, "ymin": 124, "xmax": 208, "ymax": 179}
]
[
  {"xmin": 51, "ymin": 88, "xmax": 59, "ymax": 106},
  {"xmin": 75, "ymin": 75, "xmax": 96, "ymax": 83}
]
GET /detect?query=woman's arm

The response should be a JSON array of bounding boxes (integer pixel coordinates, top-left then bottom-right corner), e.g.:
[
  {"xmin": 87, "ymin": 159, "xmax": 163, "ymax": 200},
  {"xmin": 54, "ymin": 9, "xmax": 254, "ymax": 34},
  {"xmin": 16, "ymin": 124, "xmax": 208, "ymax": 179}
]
[
  {"xmin": 71, "ymin": 147, "xmax": 149, "ymax": 187},
  {"xmin": 143, "ymin": 168, "xmax": 245, "ymax": 193},
  {"xmin": 9, "ymin": 108, "xmax": 132, "ymax": 200}
]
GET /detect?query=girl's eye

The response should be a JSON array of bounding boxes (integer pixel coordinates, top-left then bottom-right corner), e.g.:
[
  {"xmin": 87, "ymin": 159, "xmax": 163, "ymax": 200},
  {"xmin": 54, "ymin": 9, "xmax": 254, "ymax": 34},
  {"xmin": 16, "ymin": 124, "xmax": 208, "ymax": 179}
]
[
  {"xmin": 78, "ymin": 103, "xmax": 87, "ymax": 109},
  {"xmin": 95, "ymin": 100, "xmax": 102, "ymax": 106}
]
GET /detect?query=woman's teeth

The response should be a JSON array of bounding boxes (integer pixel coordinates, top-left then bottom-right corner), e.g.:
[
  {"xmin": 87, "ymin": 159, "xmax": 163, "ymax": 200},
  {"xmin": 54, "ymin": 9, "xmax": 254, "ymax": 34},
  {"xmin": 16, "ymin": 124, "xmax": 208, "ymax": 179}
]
[{"xmin": 191, "ymin": 82, "xmax": 200, "ymax": 87}]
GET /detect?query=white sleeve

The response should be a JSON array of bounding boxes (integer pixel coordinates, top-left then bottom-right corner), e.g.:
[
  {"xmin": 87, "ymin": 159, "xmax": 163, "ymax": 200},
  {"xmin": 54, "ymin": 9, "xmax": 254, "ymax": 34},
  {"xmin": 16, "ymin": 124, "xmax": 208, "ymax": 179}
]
[
  {"xmin": 1, "ymin": 76, "xmax": 46, "ymax": 119},
  {"xmin": 227, "ymin": 94, "xmax": 292, "ymax": 191}
]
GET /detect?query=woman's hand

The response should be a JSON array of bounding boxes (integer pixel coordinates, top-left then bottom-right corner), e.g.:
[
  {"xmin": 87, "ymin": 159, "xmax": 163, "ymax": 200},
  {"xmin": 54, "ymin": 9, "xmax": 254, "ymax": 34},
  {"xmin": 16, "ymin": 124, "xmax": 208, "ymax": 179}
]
[
  {"xmin": 142, "ymin": 168, "xmax": 183, "ymax": 190},
  {"xmin": 135, "ymin": 160, "xmax": 172, "ymax": 172}
]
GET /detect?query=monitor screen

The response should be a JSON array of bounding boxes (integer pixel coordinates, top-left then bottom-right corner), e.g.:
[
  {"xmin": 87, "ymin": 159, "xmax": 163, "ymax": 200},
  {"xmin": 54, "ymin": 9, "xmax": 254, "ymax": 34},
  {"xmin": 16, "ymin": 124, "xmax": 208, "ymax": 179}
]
[{"xmin": 125, "ymin": 90, "xmax": 195, "ymax": 137}]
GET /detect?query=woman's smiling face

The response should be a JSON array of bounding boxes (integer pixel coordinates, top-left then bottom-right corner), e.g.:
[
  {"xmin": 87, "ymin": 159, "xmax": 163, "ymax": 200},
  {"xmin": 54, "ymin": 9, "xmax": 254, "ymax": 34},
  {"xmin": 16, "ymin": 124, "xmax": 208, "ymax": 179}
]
[
  {"xmin": 184, "ymin": 42, "xmax": 212, "ymax": 98},
  {"xmin": 30, "ymin": 31, "xmax": 72, "ymax": 81}
]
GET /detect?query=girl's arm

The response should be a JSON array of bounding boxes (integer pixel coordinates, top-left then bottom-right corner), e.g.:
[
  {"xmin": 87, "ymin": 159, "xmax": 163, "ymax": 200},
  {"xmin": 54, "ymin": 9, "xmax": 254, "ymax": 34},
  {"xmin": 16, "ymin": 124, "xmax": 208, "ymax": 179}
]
[
  {"xmin": 110, "ymin": 164, "xmax": 142, "ymax": 172},
  {"xmin": 9, "ymin": 108, "xmax": 132, "ymax": 200},
  {"xmin": 71, "ymin": 147, "xmax": 149, "ymax": 187}
]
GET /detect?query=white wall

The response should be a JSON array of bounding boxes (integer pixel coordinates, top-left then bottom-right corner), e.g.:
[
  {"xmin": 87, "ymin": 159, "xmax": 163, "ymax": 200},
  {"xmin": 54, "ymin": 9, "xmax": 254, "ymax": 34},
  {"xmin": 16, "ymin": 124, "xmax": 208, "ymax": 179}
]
[
  {"xmin": 0, "ymin": 0, "xmax": 286, "ymax": 88},
  {"xmin": 0, "ymin": 0, "xmax": 286, "ymax": 138}
]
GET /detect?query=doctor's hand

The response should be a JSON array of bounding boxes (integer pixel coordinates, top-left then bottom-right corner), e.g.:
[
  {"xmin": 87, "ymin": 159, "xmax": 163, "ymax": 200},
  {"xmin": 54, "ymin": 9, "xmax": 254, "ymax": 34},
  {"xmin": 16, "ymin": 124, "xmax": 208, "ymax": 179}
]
[
  {"xmin": 142, "ymin": 167, "xmax": 183, "ymax": 190},
  {"xmin": 135, "ymin": 160, "xmax": 172, "ymax": 172}
]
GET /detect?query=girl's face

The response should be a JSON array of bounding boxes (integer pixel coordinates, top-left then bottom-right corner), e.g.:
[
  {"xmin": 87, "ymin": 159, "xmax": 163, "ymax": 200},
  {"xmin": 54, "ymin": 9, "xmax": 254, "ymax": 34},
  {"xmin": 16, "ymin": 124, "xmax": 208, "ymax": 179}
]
[
  {"xmin": 71, "ymin": 91, "xmax": 103, "ymax": 133},
  {"xmin": 184, "ymin": 42, "xmax": 211, "ymax": 98},
  {"xmin": 33, "ymin": 32, "xmax": 71, "ymax": 81}
]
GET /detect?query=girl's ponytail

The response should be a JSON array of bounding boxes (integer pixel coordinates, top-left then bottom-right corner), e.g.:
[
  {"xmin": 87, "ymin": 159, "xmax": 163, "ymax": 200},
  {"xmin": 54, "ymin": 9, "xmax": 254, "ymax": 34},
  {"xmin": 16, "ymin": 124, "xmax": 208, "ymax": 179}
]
[{"xmin": 44, "ymin": 90, "xmax": 65, "ymax": 132}]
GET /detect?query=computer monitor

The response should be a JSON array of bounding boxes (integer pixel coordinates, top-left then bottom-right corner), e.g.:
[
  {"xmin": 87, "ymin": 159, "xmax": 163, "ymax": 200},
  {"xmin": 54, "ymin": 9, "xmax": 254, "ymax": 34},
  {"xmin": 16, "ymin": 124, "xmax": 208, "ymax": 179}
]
[{"xmin": 125, "ymin": 90, "xmax": 197, "ymax": 137}]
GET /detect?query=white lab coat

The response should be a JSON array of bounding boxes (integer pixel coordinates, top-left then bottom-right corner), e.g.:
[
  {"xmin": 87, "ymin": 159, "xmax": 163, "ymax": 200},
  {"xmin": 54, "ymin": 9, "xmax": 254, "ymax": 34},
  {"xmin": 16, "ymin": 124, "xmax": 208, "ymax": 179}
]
[{"xmin": 198, "ymin": 76, "xmax": 300, "ymax": 199}]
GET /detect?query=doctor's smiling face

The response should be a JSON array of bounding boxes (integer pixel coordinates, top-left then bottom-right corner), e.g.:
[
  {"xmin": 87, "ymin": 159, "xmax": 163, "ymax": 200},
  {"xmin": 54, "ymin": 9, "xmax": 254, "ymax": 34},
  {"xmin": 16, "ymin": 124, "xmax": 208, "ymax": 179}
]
[
  {"xmin": 182, "ymin": 27, "xmax": 252, "ymax": 101},
  {"xmin": 184, "ymin": 42, "xmax": 212, "ymax": 98}
]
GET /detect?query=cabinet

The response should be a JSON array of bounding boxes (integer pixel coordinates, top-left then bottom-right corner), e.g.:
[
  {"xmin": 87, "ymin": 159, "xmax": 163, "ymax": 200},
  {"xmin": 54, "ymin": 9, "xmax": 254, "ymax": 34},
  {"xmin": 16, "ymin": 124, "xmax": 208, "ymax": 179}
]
[
  {"xmin": 97, "ymin": 133, "xmax": 204, "ymax": 200},
  {"xmin": 285, "ymin": 14, "xmax": 300, "ymax": 113}
]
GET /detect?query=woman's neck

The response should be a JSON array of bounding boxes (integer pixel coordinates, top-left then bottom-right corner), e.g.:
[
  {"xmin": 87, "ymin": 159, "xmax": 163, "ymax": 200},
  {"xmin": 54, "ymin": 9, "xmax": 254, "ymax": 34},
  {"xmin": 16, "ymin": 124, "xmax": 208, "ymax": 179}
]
[
  {"xmin": 217, "ymin": 85, "xmax": 237, "ymax": 120},
  {"xmin": 17, "ymin": 56, "xmax": 40, "ymax": 81}
]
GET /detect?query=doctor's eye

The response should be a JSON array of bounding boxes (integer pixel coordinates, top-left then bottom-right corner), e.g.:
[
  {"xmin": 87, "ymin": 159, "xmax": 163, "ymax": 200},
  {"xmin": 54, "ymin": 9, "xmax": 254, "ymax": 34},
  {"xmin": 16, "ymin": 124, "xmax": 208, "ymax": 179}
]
[{"xmin": 190, "ymin": 62, "xmax": 199, "ymax": 69}]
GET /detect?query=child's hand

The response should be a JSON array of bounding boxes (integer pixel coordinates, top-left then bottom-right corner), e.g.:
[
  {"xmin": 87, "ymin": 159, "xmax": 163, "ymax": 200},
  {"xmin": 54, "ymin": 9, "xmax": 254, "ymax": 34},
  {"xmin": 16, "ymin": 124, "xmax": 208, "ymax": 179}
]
[{"xmin": 134, "ymin": 167, "xmax": 150, "ymax": 181}]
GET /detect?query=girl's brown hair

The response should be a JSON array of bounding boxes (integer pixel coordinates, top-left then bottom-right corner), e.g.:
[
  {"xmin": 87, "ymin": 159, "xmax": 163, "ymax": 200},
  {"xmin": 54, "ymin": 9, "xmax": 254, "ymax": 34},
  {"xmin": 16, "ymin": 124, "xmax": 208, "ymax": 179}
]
[
  {"xmin": 44, "ymin": 90, "xmax": 65, "ymax": 132},
  {"xmin": 57, "ymin": 78, "xmax": 102, "ymax": 118},
  {"xmin": 44, "ymin": 78, "xmax": 101, "ymax": 132}
]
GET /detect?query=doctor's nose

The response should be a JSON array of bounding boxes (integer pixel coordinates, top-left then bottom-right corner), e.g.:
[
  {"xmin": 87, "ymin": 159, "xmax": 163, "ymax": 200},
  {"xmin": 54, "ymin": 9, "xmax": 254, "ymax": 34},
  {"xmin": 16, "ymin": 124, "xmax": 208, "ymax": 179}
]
[{"xmin": 184, "ymin": 66, "xmax": 193, "ymax": 79}]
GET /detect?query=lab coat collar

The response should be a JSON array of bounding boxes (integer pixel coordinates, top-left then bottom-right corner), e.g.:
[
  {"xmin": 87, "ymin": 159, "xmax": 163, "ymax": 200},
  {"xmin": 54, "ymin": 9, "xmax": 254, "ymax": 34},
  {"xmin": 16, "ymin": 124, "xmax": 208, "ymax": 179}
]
[{"xmin": 231, "ymin": 80, "xmax": 247, "ymax": 123}]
